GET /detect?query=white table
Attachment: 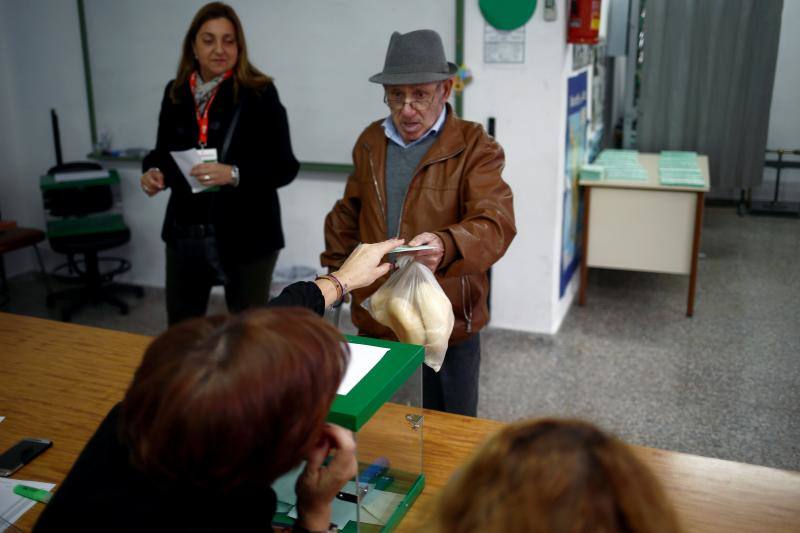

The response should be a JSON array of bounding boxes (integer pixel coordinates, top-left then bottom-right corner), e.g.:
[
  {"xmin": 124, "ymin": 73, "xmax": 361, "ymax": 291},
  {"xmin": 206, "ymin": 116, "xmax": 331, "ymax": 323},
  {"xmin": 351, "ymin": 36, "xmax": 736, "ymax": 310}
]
[{"xmin": 578, "ymin": 153, "xmax": 710, "ymax": 316}]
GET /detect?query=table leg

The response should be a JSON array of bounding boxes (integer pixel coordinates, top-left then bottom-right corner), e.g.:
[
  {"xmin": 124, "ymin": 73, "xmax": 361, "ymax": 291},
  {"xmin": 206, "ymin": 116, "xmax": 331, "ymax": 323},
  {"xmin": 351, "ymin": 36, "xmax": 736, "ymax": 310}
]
[
  {"xmin": 579, "ymin": 186, "xmax": 591, "ymax": 306},
  {"xmin": 687, "ymin": 191, "xmax": 705, "ymax": 317}
]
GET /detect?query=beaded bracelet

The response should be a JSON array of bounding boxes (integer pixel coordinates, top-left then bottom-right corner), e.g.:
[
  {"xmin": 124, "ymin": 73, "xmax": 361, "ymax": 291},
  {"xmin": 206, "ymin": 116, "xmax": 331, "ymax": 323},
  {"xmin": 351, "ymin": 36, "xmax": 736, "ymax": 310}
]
[
  {"xmin": 328, "ymin": 272, "xmax": 348, "ymax": 304},
  {"xmin": 315, "ymin": 274, "xmax": 343, "ymax": 307}
]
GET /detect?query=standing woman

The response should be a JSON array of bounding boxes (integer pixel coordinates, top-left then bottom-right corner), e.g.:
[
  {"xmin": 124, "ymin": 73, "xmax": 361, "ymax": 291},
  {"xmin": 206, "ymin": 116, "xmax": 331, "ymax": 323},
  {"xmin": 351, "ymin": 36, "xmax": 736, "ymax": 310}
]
[{"xmin": 140, "ymin": 2, "xmax": 299, "ymax": 325}]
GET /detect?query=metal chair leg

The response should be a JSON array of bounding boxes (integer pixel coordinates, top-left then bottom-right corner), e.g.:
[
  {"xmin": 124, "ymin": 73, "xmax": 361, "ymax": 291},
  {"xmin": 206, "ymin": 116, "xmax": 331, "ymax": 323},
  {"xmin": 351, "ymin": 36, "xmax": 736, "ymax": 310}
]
[
  {"xmin": 0, "ymin": 256, "xmax": 9, "ymax": 307},
  {"xmin": 32, "ymin": 243, "xmax": 53, "ymax": 296}
]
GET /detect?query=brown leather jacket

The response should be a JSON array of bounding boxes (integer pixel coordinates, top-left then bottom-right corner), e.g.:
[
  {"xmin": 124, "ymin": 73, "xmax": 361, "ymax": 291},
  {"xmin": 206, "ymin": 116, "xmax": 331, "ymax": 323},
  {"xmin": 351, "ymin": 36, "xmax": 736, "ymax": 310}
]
[{"xmin": 321, "ymin": 105, "xmax": 516, "ymax": 344}]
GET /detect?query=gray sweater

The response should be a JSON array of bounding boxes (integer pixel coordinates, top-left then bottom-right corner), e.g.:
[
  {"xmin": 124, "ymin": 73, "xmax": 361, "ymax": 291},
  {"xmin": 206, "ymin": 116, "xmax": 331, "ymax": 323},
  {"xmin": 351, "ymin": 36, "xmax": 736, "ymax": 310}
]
[{"xmin": 385, "ymin": 134, "xmax": 438, "ymax": 239}]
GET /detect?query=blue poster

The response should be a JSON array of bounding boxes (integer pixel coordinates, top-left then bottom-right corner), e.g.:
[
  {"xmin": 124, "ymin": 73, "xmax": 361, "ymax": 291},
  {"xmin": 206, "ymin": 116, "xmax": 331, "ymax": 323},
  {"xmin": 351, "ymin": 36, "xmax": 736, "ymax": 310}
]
[{"xmin": 560, "ymin": 71, "xmax": 588, "ymax": 297}]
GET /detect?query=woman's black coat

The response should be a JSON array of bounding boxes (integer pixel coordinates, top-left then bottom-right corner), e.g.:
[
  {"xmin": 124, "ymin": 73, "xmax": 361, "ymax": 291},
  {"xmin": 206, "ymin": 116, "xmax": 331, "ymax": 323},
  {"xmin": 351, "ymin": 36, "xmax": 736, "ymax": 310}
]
[{"xmin": 142, "ymin": 78, "xmax": 299, "ymax": 264}]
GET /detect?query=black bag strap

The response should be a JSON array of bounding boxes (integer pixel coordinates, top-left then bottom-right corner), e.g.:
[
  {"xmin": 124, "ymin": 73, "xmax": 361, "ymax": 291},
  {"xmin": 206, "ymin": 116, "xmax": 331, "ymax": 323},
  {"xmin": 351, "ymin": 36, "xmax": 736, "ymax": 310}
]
[
  {"xmin": 220, "ymin": 101, "xmax": 242, "ymax": 163},
  {"xmin": 206, "ymin": 101, "xmax": 242, "ymax": 224}
]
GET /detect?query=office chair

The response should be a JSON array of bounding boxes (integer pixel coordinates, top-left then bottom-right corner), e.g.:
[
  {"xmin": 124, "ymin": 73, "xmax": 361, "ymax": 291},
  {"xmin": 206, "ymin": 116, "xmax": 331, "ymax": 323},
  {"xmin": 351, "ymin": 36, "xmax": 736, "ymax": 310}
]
[
  {"xmin": 0, "ymin": 212, "xmax": 51, "ymax": 307},
  {"xmin": 43, "ymin": 164, "xmax": 143, "ymax": 321}
]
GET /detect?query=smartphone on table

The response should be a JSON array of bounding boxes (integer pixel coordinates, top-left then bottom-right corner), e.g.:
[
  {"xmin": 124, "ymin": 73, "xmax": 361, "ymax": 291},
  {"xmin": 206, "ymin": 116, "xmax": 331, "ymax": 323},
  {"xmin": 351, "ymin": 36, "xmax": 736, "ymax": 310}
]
[{"xmin": 0, "ymin": 438, "xmax": 53, "ymax": 477}]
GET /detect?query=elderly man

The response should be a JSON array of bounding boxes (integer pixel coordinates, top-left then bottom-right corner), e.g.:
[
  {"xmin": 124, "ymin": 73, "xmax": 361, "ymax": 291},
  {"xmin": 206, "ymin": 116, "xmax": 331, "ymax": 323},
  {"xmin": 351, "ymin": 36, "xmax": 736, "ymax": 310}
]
[{"xmin": 321, "ymin": 29, "xmax": 516, "ymax": 416}]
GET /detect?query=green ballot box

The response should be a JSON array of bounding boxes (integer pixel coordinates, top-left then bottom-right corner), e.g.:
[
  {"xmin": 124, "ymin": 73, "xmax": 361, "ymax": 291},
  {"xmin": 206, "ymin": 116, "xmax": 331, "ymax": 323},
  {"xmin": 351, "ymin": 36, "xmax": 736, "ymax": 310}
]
[{"xmin": 272, "ymin": 335, "xmax": 425, "ymax": 532}]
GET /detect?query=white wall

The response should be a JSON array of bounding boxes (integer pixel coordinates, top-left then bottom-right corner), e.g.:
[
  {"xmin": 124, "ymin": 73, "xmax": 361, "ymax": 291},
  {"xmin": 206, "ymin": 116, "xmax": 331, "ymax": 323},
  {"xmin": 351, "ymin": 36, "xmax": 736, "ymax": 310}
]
[
  {"xmin": 462, "ymin": 1, "xmax": 574, "ymax": 333},
  {"xmin": 0, "ymin": 3, "xmax": 22, "ymax": 224},
  {"xmin": 83, "ymin": 0, "xmax": 456, "ymax": 166},
  {"xmin": 0, "ymin": 0, "xmax": 94, "ymax": 277},
  {"xmin": 276, "ymin": 175, "xmax": 346, "ymax": 272}
]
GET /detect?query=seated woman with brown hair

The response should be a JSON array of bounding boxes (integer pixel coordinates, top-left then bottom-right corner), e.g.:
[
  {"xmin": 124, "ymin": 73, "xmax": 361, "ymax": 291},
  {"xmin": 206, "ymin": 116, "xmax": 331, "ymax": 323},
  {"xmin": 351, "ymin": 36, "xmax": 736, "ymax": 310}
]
[
  {"xmin": 34, "ymin": 239, "xmax": 403, "ymax": 533},
  {"xmin": 432, "ymin": 418, "xmax": 683, "ymax": 533}
]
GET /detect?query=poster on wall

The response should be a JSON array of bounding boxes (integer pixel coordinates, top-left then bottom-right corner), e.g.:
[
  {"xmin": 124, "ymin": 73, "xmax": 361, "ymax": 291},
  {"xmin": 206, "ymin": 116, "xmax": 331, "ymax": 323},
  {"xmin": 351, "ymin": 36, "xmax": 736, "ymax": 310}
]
[
  {"xmin": 484, "ymin": 23, "xmax": 525, "ymax": 63},
  {"xmin": 560, "ymin": 71, "xmax": 588, "ymax": 297},
  {"xmin": 572, "ymin": 44, "xmax": 592, "ymax": 71}
]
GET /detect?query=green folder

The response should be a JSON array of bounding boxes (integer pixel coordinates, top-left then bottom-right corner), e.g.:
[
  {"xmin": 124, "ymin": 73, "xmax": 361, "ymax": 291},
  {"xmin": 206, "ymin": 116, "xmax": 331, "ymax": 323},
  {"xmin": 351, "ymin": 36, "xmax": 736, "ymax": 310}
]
[
  {"xmin": 46, "ymin": 213, "xmax": 126, "ymax": 238},
  {"xmin": 40, "ymin": 169, "xmax": 120, "ymax": 190}
]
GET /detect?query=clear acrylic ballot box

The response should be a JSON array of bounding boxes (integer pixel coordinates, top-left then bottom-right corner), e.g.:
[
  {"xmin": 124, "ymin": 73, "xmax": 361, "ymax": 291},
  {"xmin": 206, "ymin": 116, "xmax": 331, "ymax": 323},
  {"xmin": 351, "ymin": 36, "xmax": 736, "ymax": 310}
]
[{"xmin": 272, "ymin": 335, "xmax": 425, "ymax": 532}]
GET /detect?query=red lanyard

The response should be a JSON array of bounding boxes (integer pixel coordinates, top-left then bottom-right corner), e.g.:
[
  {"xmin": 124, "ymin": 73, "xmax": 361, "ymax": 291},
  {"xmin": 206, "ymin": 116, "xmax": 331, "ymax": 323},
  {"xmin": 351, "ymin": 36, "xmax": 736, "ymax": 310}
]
[{"xmin": 190, "ymin": 70, "xmax": 233, "ymax": 147}]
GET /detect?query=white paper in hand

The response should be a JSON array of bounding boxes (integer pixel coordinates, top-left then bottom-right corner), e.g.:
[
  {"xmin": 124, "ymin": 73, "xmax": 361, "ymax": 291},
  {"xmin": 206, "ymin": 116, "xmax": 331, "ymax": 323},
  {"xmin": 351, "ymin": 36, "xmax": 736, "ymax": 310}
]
[
  {"xmin": 170, "ymin": 149, "xmax": 214, "ymax": 193},
  {"xmin": 390, "ymin": 245, "xmax": 436, "ymax": 253}
]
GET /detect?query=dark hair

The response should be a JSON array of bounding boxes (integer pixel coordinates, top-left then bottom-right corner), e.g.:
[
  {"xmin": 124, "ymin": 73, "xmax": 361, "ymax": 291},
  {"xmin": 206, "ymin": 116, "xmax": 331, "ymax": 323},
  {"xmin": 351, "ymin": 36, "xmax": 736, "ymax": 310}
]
[
  {"xmin": 171, "ymin": 1, "xmax": 271, "ymax": 102},
  {"xmin": 121, "ymin": 307, "xmax": 348, "ymax": 491},
  {"xmin": 432, "ymin": 419, "xmax": 683, "ymax": 533}
]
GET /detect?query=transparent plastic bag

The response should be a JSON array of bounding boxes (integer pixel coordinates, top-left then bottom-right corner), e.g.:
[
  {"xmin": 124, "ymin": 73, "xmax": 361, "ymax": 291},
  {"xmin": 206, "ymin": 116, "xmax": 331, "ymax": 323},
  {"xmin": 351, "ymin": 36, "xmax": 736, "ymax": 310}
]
[{"xmin": 362, "ymin": 256, "xmax": 454, "ymax": 372}]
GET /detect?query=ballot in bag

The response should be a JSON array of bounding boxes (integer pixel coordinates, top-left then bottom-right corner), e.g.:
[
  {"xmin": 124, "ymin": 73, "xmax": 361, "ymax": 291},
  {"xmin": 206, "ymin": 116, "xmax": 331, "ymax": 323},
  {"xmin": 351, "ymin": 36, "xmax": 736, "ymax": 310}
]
[{"xmin": 363, "ymin": 256, "xmax": 454, "ymax": 372}]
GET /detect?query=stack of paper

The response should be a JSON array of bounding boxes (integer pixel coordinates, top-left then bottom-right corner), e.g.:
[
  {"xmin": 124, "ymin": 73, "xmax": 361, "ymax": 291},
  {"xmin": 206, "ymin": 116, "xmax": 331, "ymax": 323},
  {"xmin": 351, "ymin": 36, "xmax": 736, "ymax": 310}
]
[
  {"xmin": 594, "ymin": 150, "xmax": 648, "ymax": 181},
  {"xmin": 579, "ymin": 164, "xmax": 606, "ymax": 181},
  {"xmin": 659, "ymin": 151, "xmax": 704, "ymax": 187}
]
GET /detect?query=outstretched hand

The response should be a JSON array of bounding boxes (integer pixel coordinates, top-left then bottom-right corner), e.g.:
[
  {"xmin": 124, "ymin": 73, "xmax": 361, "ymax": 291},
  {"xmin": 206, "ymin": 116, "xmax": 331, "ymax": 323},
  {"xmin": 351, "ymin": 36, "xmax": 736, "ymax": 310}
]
[{"xmin": 333, "ymin": 238, "xmax": 404, "ymax": 292}]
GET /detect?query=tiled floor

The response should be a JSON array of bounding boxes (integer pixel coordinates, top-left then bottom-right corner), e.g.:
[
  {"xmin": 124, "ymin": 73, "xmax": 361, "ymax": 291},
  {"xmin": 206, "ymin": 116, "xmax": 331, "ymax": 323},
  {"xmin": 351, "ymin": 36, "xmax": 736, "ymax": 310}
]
[
  {"xmin": 3, "ymin": 207, "xmax": 798, "ymax": 470},
  {"xmin": 480, "ymin": 207, "xmax": 800, "ymax": 470}
]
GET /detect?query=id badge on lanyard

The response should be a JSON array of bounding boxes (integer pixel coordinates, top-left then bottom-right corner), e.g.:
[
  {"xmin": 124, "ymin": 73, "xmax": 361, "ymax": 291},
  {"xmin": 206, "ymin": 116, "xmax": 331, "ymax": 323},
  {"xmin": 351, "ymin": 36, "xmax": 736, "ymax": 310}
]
[
  {"xmin": 194, "ymin": 147, "xmax": 220, "ymax": 193},
  {"xmin": 190, "ymin": 70, "xmax": 231, "ymax": 193},
  {"xmin": 197, "ymin": 147, "xmax": 218, "ymax": 164},
  {"xmin": 191, "ymin": 70, "xmax": 232, "ymax": 149}
]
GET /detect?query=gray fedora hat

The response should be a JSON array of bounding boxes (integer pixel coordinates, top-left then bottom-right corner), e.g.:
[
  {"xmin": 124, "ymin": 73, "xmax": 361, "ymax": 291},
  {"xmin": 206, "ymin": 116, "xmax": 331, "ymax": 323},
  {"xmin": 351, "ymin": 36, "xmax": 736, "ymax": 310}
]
[{"xmin": 369, "ymin": 29, "xmax": 457, "ymax": 85}]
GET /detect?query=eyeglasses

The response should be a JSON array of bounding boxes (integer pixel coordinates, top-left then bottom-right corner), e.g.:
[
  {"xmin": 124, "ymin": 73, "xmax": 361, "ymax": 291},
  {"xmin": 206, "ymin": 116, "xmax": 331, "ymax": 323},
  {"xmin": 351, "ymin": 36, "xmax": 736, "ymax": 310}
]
[{"xmin": 383, "ymin": 84, "xmax": 442, "ymax": 111}]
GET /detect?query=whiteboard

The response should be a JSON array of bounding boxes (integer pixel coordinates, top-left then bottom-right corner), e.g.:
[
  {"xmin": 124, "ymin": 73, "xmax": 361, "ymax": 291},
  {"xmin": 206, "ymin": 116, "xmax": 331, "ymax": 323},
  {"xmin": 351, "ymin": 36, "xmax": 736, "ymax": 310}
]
[{"xmin": 84, "ymin": 0, "xmax": 456, "ymax": 165}]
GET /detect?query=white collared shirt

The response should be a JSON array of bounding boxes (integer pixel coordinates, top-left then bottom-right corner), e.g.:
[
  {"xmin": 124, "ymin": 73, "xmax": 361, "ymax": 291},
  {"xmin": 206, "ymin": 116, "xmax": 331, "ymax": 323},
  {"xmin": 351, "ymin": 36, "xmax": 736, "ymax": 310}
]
[{"xmin": 381, "ymin": 105, "xmax": 447, "ymax": 149}]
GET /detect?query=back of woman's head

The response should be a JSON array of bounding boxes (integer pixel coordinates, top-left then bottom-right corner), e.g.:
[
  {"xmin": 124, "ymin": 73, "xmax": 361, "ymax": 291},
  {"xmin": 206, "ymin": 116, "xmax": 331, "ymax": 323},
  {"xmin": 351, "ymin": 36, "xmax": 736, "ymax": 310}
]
[
  {"xmin": 121, "ymin": 307, "xmax": 347, "ymax": 491},
  {"xmin": 433, "ymin": 419, "xmax": 682, "ymax": 533}
]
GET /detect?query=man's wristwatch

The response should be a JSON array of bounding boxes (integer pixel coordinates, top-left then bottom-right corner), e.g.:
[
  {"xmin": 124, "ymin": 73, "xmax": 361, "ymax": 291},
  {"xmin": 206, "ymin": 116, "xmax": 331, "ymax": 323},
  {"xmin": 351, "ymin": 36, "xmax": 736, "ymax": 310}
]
[{"xmin": 230, "ymin": 165, "xmax": 240, "ymax": 187}]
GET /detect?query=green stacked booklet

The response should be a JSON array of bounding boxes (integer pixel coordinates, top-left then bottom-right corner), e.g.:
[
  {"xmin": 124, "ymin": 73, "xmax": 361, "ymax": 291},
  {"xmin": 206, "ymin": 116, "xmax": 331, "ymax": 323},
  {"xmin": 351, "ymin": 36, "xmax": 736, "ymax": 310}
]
[
  {"xmin": 659, "ymin": 151, "xmax": 704, "ymax": 187},
  {"xmin": 579, "ymin": 164, "xmax": 606, "ymax": 181},
  {"xmin": 594, "ymin": 150, "xmax": 648, "ymax": 181}
]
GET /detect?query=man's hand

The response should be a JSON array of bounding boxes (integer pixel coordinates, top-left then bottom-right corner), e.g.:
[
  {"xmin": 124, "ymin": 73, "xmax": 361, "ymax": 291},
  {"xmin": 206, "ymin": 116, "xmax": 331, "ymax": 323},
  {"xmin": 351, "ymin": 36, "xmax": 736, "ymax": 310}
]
[
  {"xmin": 295, "ymin": 424, "xmax": 357, "ymax": 531},
  {"xmin": 189, "ymin": 163, "xmax": 235, "ymax": 186},
  {"xmin": 408, "ymin": 232, "xmax": 444, "ymax": 273}
]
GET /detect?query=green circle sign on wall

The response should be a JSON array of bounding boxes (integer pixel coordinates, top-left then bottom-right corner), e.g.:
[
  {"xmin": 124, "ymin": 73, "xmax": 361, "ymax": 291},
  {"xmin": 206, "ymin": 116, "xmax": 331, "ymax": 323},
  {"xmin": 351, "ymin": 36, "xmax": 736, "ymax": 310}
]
[{"xmin": 479, "ymin": 0, "xmax": 538, "ymax": 31}]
